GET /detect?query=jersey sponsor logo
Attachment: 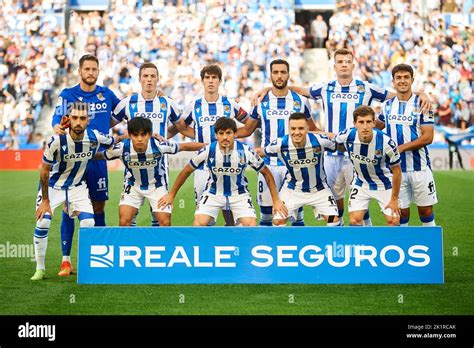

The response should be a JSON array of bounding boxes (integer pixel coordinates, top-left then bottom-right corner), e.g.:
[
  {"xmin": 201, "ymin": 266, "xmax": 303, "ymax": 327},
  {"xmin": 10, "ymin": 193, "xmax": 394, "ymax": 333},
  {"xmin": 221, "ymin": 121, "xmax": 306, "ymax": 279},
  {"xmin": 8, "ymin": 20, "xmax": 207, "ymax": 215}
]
[
  {"xmin": 387, "ymin": 114, "xmax": 416, "ymax": 125},
  {"xmin": 350, "ymin": 152, "xmax": 378, "ymax": 164},
  {"xmin": 211, "ymin": 167, "xmax": 242, "ymax": 175},
  {"xmin": 127, "ymin": 159, "xmax": 158, "ymax": 168},
  {"xmin": 287, "ymin": 157, "xmax": 319, "ymax": 167},
  {"xmin": 265, "ymin": 109, "xmax": 291, "ymax": 119},
  {"xmin": 64, "ymin": 151, "xmax": 93, "ymax": 161},
  {"xmin": 88, "ymin": 102, "xmax": 109, "ymax": 119},
  {"xmin": 135, "ymin": 112, "xmax": 165, "ymax": 120},
  {"xmin": 330, "ymin": 93, "xmax": 360, "ymax": 102},
  {"xmin": 198, "ymin": 115, "xmax": 221, "ymax": 124}
]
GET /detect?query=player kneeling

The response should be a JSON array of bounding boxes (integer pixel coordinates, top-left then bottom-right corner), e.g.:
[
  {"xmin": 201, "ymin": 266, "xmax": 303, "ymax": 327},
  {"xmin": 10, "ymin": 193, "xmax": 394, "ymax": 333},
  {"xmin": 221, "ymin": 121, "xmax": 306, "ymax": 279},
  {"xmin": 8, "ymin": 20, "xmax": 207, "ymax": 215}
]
[
  {"xmin": 32, "ymin": 102, "xmax": 117, "ymax": 280},
  {"xmin": 96, "ymin": 117, "xmax": 205, "ymax": 226},
  {"xmin": 158, "ymin": 118, "xmax": 287, "ymax": 226},
  {"xmin": 257, "ymin": 112, "xmax": 339, "ymax": 226},
  {"xmin": 335, "ymin": 106, "xmax": 401, "ymax": 226}
]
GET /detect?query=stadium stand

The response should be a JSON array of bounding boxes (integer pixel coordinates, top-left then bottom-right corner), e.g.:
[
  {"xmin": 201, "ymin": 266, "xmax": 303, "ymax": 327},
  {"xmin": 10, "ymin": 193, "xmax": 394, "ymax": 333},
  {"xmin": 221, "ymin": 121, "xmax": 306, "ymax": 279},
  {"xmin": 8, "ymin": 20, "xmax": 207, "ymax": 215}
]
[{"xmin": 0, "ymin": 0, "xmax": 472, "ymax": 149}]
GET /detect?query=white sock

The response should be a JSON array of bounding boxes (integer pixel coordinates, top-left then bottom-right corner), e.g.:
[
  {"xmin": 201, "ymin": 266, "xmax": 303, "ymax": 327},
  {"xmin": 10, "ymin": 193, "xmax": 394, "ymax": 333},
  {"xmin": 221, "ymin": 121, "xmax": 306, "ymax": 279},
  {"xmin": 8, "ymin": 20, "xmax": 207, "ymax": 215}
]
[
  {"xmin": 34, "ymin": 236, "xmax": 48, "ymax": 270},
  {"xmin": 422, "ymin": 220, "xmax": 436, "ymax": 227},
  {"xmin": 62, "ymin": 255, "xmax": 71, "ymax": 262},
  {"xmin": 400, "ymin": 222, "xmax": 409, "ymax": 227}
]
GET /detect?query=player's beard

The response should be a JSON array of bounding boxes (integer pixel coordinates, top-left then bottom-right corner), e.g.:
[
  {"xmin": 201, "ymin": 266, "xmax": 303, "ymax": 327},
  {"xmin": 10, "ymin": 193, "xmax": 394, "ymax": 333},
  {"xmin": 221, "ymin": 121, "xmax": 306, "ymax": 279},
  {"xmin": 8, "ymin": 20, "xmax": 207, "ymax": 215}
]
[
  {"xmin": 72, "ymin": 127, "xmax": 85, "ymax": 136},
  {"xmin": 81, "ymin": 76, "xmax": 98, "ymax": 86},
  {"xmin": 272, "ymin": 79, "xmax": 288, "ymax": 90}
]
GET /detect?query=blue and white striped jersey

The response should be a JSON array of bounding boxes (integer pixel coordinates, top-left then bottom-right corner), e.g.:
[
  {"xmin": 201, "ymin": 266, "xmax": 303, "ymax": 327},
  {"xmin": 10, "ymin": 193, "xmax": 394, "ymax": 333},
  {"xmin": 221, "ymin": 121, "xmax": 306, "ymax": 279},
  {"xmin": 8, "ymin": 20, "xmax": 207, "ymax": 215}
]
[
  {"xmin": 113, "ymin": 93, "xmax": 180, "ymax": 137},
  {"xmin": 251, "ymin": 91, "xmax": 312, "ymax": 166},
  {"xmin": 264, "ymin": 133, "xmax": 336, "ymax": 193},
  {"xmin": 104, "ymin": 138, "xmax": 178, "ymax": 190},
  {"xmin": 42, "ymin": 129, "xmax": 114, "ymax": 190},
  {"xmin": 335, "ymin": 128, "xmax": 400, "ymax": 190},
  {"xmin": 190, "ymin": 141, "xmax": 264, "ymax": 197},
  {"xmin": 182, "ymin": 95, "xmax": 248, "ymax": 144},
  {"xmin": 378, "ymin": 95, "xmax": 434, "ymax": 172},
  {"xmin": 309, "ymin": 79, "xmax": 388, "ymax": 155}
]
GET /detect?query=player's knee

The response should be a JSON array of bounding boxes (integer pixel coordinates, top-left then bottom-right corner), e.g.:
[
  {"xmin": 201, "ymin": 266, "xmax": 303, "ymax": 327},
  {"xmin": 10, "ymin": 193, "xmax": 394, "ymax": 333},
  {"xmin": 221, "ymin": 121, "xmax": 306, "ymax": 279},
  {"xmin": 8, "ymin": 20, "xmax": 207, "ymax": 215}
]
[
  {"xmin": 400, "ymin": 208, "xmax": 410, "ymax": 219},
  {"xmin": 119, "ymin": 217, "xmax": 132, "ymax": 226},
  {"xmin": 92, "ymin": 201, "xmax": 105, "ymax": 214},
  {"xmin": 418, "ymin": 206, "xmax": 433, "ymax": 217},
  {"xmin": 158, "ymin": 216, "xmax": 171, "ymax": 226},
  {"xmin": 387, "ymin": 217, "xmax": 400, "ymax": 226},
  {"xmin": 273, "ymin": 219, "xmax": 286, "ymax": 226},
  {"xmin": 240, "ymin": 218, "xmax": 257, "ymax": 226},
  {"xmin": 36, "ymin": 217, "xmax": 51, "ymax": 230},
  {"xmin": 80, "ymin": 218, "xmax": 95, "ymax": 227},
  {"xmin": 349, "ymin": 215, "xmax": 362, "ymax": 226}
]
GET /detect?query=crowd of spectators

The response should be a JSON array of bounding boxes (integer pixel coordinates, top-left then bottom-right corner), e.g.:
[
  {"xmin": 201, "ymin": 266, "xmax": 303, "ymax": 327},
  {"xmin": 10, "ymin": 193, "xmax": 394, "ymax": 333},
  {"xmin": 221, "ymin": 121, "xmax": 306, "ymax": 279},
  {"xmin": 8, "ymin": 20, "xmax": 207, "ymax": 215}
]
[
  {"xmin": 325, "ymin": 0, "xmax": 472, "ymax": 135},
  {"xmin": 0, "ymin": 0, "xmax": 472, "ymax": 149}
]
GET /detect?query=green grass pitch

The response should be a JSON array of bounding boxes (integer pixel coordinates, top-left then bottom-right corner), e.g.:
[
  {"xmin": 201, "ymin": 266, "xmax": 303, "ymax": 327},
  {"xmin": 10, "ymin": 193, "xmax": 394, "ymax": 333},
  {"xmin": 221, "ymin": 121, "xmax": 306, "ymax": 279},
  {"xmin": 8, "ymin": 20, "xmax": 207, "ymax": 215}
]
[{"xmin": 0, "ymin": 170, "xmax": 473, "ymax": 314}]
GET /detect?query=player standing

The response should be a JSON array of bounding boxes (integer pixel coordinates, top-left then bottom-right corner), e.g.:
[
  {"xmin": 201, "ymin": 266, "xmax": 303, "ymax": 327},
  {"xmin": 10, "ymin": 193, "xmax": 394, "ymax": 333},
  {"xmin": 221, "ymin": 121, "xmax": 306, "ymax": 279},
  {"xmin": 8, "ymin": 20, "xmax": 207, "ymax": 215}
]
[
  {"xmin": 181, "ymin": 64, "xmax": 250, "ymax": 225},
  {"xmin": 113, "ymin": 62, "xmax": 192, "ymax": 226},
  {"xmin": 237, "ymin": 59, "xmax": 317, "ymax": 226},
  {"xmin": 52, "ymin": 54, "xmax": 120, "ymax": 276},
  {"xmin": 258, "ymin": 112, "xmax": 339, "ymax": 226},
  {"xmin": 158, "ymin": 118, "xmax": 287, "ymax": 226},
  {"xmin": 31, "ymin": 102, "xmax": 116, "ymax": 280},
  {"xmin": 376, "ymin": 64, "xmax": 438, "ymax": 226},
  {"xmin": 335, "ymin": 106, "xmax": 401, "ymax": 226}
]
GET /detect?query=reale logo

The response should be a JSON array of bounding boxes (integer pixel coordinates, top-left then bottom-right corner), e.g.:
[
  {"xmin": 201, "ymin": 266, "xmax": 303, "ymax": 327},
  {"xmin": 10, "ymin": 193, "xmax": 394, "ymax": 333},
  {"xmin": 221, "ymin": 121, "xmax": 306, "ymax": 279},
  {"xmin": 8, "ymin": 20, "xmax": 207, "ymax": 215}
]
[{"xmin": 90, "ymin": 245, "xmax": 114, "ymax": 267}]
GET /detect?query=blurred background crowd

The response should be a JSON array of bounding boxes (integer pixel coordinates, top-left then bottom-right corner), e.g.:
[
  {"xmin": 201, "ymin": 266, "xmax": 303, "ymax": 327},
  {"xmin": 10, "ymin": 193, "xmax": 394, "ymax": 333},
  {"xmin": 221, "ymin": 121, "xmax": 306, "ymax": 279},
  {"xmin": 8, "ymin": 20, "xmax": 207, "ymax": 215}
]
[{"xmin": 0, "ymin": 0, "xmax": 472, "ymax": 149}]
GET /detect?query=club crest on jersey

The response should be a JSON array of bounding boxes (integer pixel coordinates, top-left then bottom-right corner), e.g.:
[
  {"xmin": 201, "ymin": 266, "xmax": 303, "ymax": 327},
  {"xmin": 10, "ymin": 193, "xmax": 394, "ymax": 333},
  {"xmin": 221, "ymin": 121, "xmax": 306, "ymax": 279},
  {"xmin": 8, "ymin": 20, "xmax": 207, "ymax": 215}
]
[
  {"xmin": 293, "ymin": 101, "xmax": 301, "ymax": 109},
  {"xmin": 90, "ymin": 142, "xmax": 97, "ymax": 149},
  {"xmin": 224, "ymin": 105, "xmax": 230, "ymax": 113},
  {"xmin": 97, "ymin": 93, "xmax": 105, "ymax": 101},
  {"xmin": 375, "ymin": 149, "xmax": 382, "ymax": 157},
  {"xmin": 313, "ymin": 146, "xmax": 321, "ymax": 154},
  {"xmin": 357, "ymin": 85, "xmax": 364, "ymax": 93},
  {"xmin": 161, "ymin": 102, "xmax": 166, "ymax": 110}
]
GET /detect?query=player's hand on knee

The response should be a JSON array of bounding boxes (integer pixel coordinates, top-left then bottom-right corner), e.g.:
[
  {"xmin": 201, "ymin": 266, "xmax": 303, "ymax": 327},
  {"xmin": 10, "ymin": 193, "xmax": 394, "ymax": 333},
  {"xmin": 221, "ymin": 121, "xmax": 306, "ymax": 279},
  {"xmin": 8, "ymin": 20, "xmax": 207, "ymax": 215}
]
[
  {"xmin": 273, "ymin": 199, "xmax": 288, "ymax": 219},
  {"xmin": 36, "ymin": 200, "xmax": 52, "ymax": 221},
  {"xmin": 385, "ymin": 199, "xmax": 400, "ymax": 223},
  {"xmin": 158, "ymin": 194, "xmax": 174, "ymax": 209}
]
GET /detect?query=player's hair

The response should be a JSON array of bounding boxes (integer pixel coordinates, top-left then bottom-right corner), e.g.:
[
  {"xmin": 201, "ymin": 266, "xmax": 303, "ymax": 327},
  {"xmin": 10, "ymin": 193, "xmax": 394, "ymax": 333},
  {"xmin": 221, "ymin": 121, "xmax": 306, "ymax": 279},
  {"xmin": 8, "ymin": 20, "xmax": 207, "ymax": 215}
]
[
  {"xmin": 353, "ymin": 105, "xmax": 375, "ymax": 122},
  {"xmin": 214, "ymin": 117, "xmax": 237, "ymax": 133},
  {"xmin": 79, "ymin": 54, "xmax": 99, "ymax": 68},
  {"xmin": 139, "ymin": 62, "xmax": 159, "ymax": 79},
  {"xmin": 270, "ymin": 59, "xmax": 290, "ymax": 73},
  {"xmin": 200, "ymin": 64, "xmax": 222, "ymax": 80},
  {"xmin": 334, "ymin": 48, "xmax": 354, "ymax": 60},
  {"xmin": 289, "ymin": 112, "xmax": 307, "ymax": 122},
  {"xmin": 128, "ymin": 117, "xmax": 153, "ymax": 135},
  {"xmin": 68, "ymin": 102, "xmax": 89, "ymax": 116},
  {"xmin": 391, "ymin": 64, "xmax": 414, "ymax": 78}
]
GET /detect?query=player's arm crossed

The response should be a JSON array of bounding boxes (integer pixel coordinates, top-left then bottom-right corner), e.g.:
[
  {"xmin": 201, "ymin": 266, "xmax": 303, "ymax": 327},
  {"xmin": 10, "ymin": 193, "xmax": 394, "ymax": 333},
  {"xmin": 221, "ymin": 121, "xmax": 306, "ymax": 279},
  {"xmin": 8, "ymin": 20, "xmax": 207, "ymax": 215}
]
[
  {"xmin": 36, "ymin": 163, "xmax": 53, "ymax": 221},
  {"xmin": 385, "ymin": 139, "xmax": 402, "ymax": 222},
  {"xmin": 398, "ymin": 124, "xmax": 434, "ymax": 153}
]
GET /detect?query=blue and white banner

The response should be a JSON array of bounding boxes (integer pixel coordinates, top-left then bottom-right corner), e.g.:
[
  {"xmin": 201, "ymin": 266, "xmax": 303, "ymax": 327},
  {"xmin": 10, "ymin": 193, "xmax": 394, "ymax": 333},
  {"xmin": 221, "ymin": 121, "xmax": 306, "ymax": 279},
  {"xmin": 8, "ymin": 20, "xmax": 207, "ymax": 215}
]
[{"xmin": 78, "ymin": 227, "xmax": 444, "ymax": 284}]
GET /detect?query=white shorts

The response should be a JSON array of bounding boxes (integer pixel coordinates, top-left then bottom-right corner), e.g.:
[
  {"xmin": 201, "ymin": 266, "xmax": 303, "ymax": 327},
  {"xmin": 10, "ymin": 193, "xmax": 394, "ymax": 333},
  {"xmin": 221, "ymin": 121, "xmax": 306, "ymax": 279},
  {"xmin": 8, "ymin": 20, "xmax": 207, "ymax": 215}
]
[
  {"xmin": 36, "ymin": 182, "xmax": 93, "ymax": 217},
  {"xmin": 257, "ymin": 165, "xmax": 287, "ymax": 207},
  {"xmin": 194, "ymin": 168, "xmax": 210, "ymax": 204},
  {"xmin": 324, "ymin": 155, "xmax": 354, "ymax": 200},
  {"xmin": 348, "ymin": 185, "xmax": 396, "ymax": 216},
  {"xmin": 195, "ymin": 192, "xmax": 256, "ymax": 222},
  {"xmin": 274, "ymin": 186, "xmax": 339, "ymax": 221},
  {"xmin": 400, "ymin": 170, "xmax": 438, "ymax": 209},
  {"xmin": 120, "ymin": 184, "xmax": 172, "ymax": 214}
]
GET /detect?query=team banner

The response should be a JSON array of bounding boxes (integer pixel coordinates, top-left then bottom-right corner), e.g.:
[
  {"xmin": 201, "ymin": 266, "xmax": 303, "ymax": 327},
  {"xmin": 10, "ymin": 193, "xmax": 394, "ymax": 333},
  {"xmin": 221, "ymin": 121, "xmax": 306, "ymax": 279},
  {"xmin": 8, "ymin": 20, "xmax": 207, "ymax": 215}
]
[{"xmin": 78, "ymin": 227, "xmax": 444, "ymax": 284}]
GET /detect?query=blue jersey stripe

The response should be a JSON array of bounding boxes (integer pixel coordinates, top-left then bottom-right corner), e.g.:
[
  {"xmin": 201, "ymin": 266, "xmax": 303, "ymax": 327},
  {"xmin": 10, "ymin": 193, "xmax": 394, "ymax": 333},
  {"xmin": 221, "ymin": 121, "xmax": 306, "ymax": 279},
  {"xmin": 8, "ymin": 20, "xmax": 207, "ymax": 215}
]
[
  {"xmin": 62, "ymin": 138, "xmax": 83, "ymax": 189},
  {"xmin": 339, "ymin": 85, "xmax": 349, "ymax": 133},
  {"xmin": 326, "ymin": 81, "xmax": 336, "ymax": 133},
  {"xmin": 410, "ymin": 123, "xmax": 421, "ymax": 171},
  {"xmin": 396, "ymin": 101, "xmax": 407, "ymax": 172},
  {"xmin": 208, "ymin": 142, "xmax": 217, "ymax": 195},
  {"xmin": 236, "ymin": 142, "xmax": 246, "ymax": 195},
  {"xmin": 150, "ymin": 139, "xmax": 162, "ymax": 188},
  {"xmin": 296, "ymin": 146, "xmax": 310, "ymax": 192},
  {"xmin": 374, "ymin": 131, "xmax": 392, "ymax": 189},
  {"xmin": 50, "ymin": 135, "xmax": 68, "ymax": 187},
  {"xmin": 158, "ymin": 97, "xmax": 168, "ymax": 136},
  {"xmin": 309, "ymin": 134, "xmax": 325, "ymax": 190},
  {"xmin": 137, "ymin": 151, "xmax": 149, "ymax": 190},
  {"xmin": 359, "ymin": 142, "xmax": 378, "ymax": 190}
]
